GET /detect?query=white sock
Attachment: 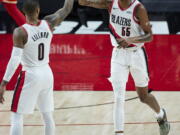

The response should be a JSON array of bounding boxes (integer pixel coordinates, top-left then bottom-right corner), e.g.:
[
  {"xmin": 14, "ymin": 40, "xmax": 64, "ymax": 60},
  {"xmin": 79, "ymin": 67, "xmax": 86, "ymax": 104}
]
[
  {"xmin": 10, "ymin": 112, "xmax": 23, "ymax": 135},
  {"xmin": 156, "ymin": 108, "xmax": 164, "ymax": 119},
  {"xmin": 42, "ymin": 112, "xmax": 55, "ymax": 135}
]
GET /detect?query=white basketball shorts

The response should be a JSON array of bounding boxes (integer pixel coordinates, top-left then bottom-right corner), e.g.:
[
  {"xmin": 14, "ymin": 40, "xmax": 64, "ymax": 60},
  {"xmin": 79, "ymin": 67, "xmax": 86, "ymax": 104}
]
[
  {"xmin": 11, "ymin": 64, "xmax": 54, "ymax": 114},
  {"xmin": 109, "ymin": 47, "xmax": 149, "ymax": 87}
]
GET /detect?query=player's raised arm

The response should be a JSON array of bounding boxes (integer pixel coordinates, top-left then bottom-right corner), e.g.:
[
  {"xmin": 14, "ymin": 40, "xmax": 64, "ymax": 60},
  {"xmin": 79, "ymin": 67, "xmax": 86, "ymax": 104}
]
[
  {"xmin": 2, "ymin": 0, "xmax": 26, "ymax": 26},
  {"xmin": 78, "ymin": 0, "xmax": 112, "ymax": 9},
  {"xmin": 44, "ymin": 0, "xmax": 74, "ymax": 30},
  {"xmin": 0, "ymin": 27, "xmax": 27, "ymax": 104}
]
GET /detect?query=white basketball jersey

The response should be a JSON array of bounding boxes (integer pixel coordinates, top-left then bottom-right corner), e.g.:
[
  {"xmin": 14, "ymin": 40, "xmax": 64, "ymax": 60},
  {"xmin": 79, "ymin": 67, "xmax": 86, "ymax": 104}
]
[
  {"xmin": 109, "ymin": 0, "xmax": 144, "ymax": 49},
  {"xmin": 21, "ymin": 20, "xmax": 53, "ymax": 67}
]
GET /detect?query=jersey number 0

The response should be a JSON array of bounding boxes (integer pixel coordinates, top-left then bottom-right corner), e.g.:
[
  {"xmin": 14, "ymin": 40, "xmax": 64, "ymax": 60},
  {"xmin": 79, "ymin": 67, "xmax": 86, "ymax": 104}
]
[{"xmin": 38, "ymin": 43, "xmax": 44, "ymax": 60}]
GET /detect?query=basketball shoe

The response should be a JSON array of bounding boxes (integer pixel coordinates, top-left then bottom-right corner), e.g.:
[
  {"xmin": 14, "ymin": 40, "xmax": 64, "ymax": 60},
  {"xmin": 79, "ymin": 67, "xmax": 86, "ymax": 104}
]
[{"xmin": 157, "ymin": 109, "xmax": 170, "ymax": 135}]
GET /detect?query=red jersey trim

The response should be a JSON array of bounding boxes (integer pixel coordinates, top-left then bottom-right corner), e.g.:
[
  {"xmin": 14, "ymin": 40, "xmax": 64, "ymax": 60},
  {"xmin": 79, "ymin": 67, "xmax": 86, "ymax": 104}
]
[
  {"xmin": 118, "ymin": 0, "xmax": 136, "ymax": 11},
  {"xmin": 21, "ymin": 26, "xmax": 28, "ymax": 36},
  {"xmin": 109, "ymin": 24, "xmax": 121, "ymax": 39},
  {"xmin": 20, "ymin": 26, "xmax": 28, "ymax": 44},
  {"xmin": 127, "ymin": 44, "xmax": 137, "ymax": 47},
  {"xmin": 133, "ymin": 3, "xmax": 141, "ymax": 24},
  {"xmin": 27, "ymin": 20, "xmax": 41, "ymax": 26}
]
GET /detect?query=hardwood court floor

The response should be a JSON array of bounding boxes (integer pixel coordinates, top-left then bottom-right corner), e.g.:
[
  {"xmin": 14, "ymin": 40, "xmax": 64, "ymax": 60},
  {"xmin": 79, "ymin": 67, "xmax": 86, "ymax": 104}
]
[{"xmin": 0, "ymin": 91, "xmax": 179, "ymax": 135}]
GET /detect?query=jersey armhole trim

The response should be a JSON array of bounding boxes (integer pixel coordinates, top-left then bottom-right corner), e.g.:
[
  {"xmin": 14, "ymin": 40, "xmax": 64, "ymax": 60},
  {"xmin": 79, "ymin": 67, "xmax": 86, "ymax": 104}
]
[
  {"xmin": 109, "ymin": 24, "xmax": 121, "ymax": 39},
  {"xmin": 133, "ymin": 3, "xmax": 141, "ymax": 24},
  {"xmin": 118, "ymin": 0, "xmax": 136, "ymax": 11},
  {"xmin": 27, "ymin": 20, "xmax": 42, "ymax": 26},
  {"xmin": 20, "ymin": 26, "xmax": 28, "ymax": 45}
]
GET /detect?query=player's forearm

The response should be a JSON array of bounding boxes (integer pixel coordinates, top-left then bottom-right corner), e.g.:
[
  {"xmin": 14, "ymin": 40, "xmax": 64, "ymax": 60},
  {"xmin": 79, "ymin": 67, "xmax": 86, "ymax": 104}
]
[
  {"xmin": 127, "ymin": 33, "xmax": 153, "ymax": 44},
  {"xmin": 55, "ymin": 0, "xmax": 74, "ymax": 21},
  {"xmin": 44, "ymin": 0, "xmax": 75, "ymax": 29},
  {"xmin": 46, "ymin": 0, "xmax": 74, "ymax": 27},
  {"xmin": 79, "ymin": 0, "xmax": 108, "ymax": 9}
]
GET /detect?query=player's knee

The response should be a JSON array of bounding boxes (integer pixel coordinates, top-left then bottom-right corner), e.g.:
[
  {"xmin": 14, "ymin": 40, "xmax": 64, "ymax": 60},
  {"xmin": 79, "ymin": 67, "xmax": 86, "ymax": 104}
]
[
  {"xmin": 109, "ymin": 75, "xmax": 126, "ymax": 102},
  {"xmin": 114, "ymin": 96, "xmax": 125, "ymax": 108},
  {"xmin": 114, "ymin": 91, "xmax": 125, "ymax": 101},
  {"xmin": 112, "ymin": 82, "xmax": 126, "ymax": 99},
  {"xmin": 109, "ymin": 75, "xmax": 126, "ymax": 88},
  {"xmin": 109, "ymin": 72, "xmax": 127, "ymax": 86},
  {"xmin": 136, "ymin": 87, "xmax": 150, "ymax": 103}
]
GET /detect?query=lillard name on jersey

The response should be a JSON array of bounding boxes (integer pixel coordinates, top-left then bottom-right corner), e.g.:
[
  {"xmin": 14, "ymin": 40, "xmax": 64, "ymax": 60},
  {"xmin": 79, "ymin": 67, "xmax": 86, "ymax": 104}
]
[{"xmin": 21, "ymin": 20, "xmax": 53, "ymax": 68}]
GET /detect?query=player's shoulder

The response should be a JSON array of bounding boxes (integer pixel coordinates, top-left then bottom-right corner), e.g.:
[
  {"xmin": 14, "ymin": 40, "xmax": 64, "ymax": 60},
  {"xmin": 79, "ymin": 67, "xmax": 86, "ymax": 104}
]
[
  {"xmin": 13, "ymin": 26, "xmax": 28, "ymax": 45},
  {"xmin": 135, "ymin": 1, "xmax": 147, "ymax": 12},
  {"xmin": 14, "ymin": 27, "xmax": 27, "ymax": 36},
  {"xmin": 134, "ymin": 1, "xmax": 147, "ymax": 16}
]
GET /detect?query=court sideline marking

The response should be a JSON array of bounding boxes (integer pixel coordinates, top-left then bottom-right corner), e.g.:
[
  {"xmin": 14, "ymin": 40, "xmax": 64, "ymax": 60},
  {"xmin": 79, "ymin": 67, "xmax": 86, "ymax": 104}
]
[{"xmin": 0, "ymin": 121, "xmax": 180, "ymax": 127}]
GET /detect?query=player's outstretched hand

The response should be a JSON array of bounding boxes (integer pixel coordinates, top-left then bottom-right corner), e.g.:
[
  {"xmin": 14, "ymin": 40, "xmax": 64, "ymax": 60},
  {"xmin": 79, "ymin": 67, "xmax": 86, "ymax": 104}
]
[{"xmin": 0, "ymin": 84, "xmax": 6, "ymax": 104}]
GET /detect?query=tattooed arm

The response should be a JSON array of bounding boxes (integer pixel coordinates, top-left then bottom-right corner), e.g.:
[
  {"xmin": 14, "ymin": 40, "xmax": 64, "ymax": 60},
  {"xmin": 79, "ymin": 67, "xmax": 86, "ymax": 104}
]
[
  {"xmin": 78, "ymin": 0, "xmax": 112, "ymax": 9},
  {"xmin": 44, "ymin": 0, "xmax": 74, "ymax": 31},
  {"xmin": 126, "ymin": 4, "xmax": 153, "ymax": 44}
]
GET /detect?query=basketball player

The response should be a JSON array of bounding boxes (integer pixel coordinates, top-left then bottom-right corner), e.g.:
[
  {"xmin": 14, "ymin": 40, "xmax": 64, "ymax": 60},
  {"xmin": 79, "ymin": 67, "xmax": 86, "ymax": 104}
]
[
  {"xmin": 0, "ymin": 0, "xmax": 74, "ymax": 135},
  {"xmin": 78, "ymin": 0, "xmax": 170, "ymax": 135}
]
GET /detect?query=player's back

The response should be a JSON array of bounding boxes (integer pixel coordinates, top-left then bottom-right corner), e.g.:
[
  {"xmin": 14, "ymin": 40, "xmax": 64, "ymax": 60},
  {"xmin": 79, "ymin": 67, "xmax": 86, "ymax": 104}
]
[{"xmin": 21, "ymin": 20, "xmax": 52, "ymax": 68}]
